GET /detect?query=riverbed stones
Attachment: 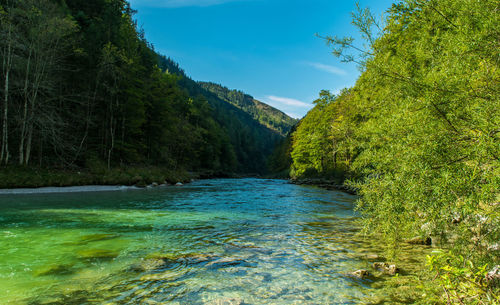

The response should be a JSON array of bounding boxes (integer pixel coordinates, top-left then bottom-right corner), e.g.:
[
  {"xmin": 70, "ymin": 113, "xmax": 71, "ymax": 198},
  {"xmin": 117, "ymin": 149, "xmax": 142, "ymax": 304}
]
[
  {"xmin": 129, "ymin": 258, "xmax": 168, "ymax": 272},
  {"xmin": 206, "ymin": 257, "xmax": 244, "ymax": 268},
  {"xmin": 139, "ymin": 269, "xmax": 187, "ymax": 282},
  {"xmin": 350, "ymin": 269, "xmax": 370, "ymax": 278},
  {"xmin": 77, "ymin": 249, "xmax": 119, "ymax": 260},
  {"xmin": 33, "ymin": 264, "xmax": 75, "ymax": 276},
  {"xmin": 205, "ymin": 297, "xmax": 243, "ymax": 305},
  {"xmin": 365, "ymin": 254, "xmax": 384, "ymax": 261},
  {"xmin": 373, "ymin": 262, "xmax": 400, "ymax": 275},
  {"xmin": 79, "ymin": 233, "xmax": 119, "ymax": 243},
  {"xmin": 406, "ymin": 236, "xmax": 432, "ymax": 245},
  {"xmin": 132, "ymin": 252, "xmax": 217, "ymax": 273},
  {"xmin": 388, "ymin": 264, "xmax": 399, "ymax": 275},
  {"xmin": 146, "ymin": 252, "xmax": 214, "ymax": 263}
]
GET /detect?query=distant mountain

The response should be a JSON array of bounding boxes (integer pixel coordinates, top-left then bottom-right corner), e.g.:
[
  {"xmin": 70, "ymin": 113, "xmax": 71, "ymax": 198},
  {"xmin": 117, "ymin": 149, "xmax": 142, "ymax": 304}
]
[
  {"xmin": 157, "ymin": 56, "xmax": 287, "ymax": 174},
  {"xmin": 198, "ymin": 82, "xmax": 298, "ymax": 137}
]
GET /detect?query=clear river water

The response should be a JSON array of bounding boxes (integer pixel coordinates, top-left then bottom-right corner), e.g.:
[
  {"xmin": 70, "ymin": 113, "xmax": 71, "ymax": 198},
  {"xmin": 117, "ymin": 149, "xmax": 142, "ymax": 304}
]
[{"xmin": 0, "ymin": 179, "xmax": 430, "ymax": 304}]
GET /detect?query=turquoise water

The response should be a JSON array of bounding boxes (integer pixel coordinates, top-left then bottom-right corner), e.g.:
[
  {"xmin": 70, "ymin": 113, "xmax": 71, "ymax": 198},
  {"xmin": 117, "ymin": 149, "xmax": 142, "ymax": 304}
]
[{"xmin": 0, "ymin": 179, "xmax": 425, "ymax": 304}]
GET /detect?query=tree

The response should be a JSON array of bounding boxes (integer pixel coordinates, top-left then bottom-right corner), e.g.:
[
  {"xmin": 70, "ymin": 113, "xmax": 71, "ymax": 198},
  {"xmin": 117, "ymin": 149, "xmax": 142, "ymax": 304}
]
[
  {"xmin": 0, "ymin": 2, "xmax": 14, "ymax": 164},
  {"xmin": 15, "ymin": 0, "xmax": 76, "ymax": 165},
  {"xmin": 292, "ymin": 0, "xmax": 500, "ymax": 301}
]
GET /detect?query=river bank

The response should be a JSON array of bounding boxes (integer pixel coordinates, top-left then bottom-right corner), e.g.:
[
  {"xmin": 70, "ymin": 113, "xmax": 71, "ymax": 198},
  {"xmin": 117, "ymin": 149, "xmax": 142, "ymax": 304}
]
[
  {"xmin": 0, "ymin": 166, "xmax": 239, "ymax": 189},
  {"xmin": 290, "ymin": 178, "xmax": 357, "ymax": 195}
]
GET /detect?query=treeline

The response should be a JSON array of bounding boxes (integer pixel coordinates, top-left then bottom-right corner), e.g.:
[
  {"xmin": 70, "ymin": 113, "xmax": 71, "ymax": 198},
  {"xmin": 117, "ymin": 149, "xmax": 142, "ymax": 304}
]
[
  {"xmin": 0, "ymin": 0, "xmax": 287, "ymax": 177},
  {"xmin": 289, "ymin": 0, "xmax": 499, "ymax": 302},
  {"xmin": 199, "ymin": 82, "xmax": 298, "ymax": 136}
]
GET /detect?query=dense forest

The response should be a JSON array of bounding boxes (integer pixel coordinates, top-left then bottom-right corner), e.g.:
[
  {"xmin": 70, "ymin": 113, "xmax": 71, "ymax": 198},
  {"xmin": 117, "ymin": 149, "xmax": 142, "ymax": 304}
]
[
  {"xmin": 199, "ymin": 82, "xmax": 298, "ymax": 136},
  {"xmin": 0, "ymin": 0, "xmax": 291, "ymax": 187},
  {"xmin": 287, "ymin": 0, "xmax": 499, "ymax": 302}
]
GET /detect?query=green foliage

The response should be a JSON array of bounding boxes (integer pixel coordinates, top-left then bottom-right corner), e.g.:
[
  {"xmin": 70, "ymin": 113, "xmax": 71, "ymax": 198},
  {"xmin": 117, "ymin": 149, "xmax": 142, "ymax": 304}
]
[
  {"xmin": 291, "ymin": 0, "xmax": 499, "ymax": 302},
  {"xmin": 0, "ymin": 0, "xmax": 285, "ymax": 179},
  {"xmin": 199, "ymin": 82, "xmax": 298, "ymax": 136},
  {"xmin": 267, "ymin": 125, "xmax": 295, "ymax": 177},
  {"xmin": 291, "ymin": 89, "xmax": 353, "ymax": 182},
  {"xmin": 427, "ymin": 251, "xmax": 499, "ymax": 304}
]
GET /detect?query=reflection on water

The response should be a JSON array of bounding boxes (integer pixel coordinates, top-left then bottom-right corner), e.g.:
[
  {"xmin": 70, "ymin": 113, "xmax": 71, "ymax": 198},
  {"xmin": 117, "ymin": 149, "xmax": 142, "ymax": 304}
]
[{"xmin": 0, "ymin": 179, "xmax": 430, "ymax": 304}]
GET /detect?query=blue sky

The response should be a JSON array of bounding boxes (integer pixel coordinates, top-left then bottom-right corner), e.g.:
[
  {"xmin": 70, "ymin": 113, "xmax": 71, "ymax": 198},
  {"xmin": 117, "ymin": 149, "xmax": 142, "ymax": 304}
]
[{"xmin": 128, "ymin": 0, "xmax": 395, "ymax": 118}]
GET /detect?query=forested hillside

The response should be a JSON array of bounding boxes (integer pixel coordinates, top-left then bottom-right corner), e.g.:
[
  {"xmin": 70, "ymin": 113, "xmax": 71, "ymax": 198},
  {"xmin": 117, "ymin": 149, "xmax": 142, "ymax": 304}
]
[
  {"xmin": 0, "ymin": 0, "xmax": 288, "ymax": 183},
  {"xmin": 289, "ymin": 0, "xmax": 499, "ymax": 302},
  {"xmin": 199, "ymin": 82, "xmax": 298, "ymax": 136},
  {"xmin": 157, "ymin": 58, "xmax": 287, "ymax": 174}
]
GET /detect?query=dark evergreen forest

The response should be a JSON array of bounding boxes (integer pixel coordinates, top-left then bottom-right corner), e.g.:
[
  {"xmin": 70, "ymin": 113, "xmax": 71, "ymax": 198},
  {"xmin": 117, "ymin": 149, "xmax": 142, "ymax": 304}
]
[{"xmin": 0, "ymin": 0, "xmax": 292, "ymax": 183}]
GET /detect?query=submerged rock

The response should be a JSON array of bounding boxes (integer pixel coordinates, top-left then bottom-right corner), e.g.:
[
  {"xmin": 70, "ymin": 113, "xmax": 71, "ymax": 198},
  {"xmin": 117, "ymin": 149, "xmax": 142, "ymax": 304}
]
[
  {"xmin": 406, "ymin": 236, "xmax": 432, "ymax": 245},
  {"xmin": 79, "ymin": 233, "xmax": 119, "ymax": 243},
  {"xmin": 128, "ymin": 258, "xmax": 168, "ymax": 272},
  {"xmin": 146, "ymin": 252, "xmax": 214, "ymax": 262},
  {"xmin": 139, "ymin": 269, "xmax": 187, "ymax": 282},
  {"xmin": 77, "ymin": 249, "xmax": 119, "ymax": 260},
  {"xmin": 62, "ymin": 233, "xmax": 120, "ymax": 246},
  {"xmin": 388, "ymin": 264, "xmax": 399, "ymax": 275},
  {"xmin": 373, "ymin": 262, "xmax": 400, "ymax": 275},
  {"xmin": 33, "ymin": 264, "xmax": 75, "ymax": 276},
  {"xmin": 189, "ymin": 254, "xmax": 214, "ymax": 263},
  {"xmin": 129, "ymin": 252, "xmax": 216, "ymax": 272},
  {"xmin": 350, "ymin": 269, "xmax": 370, "ymax": 278},
  {"xmin": 129, "ymin": 252, "xmax": 217, "ymax": 273},
  {"xmin": 206, "ymin": 257, "xmax": 246, "ymax": 268},
  {"xmin": 365, "ymin": 254, "xmax": 384, "ymax": 261},
  {"xmin": 205, "ymin": 297, "xmax": 243, "ymax": 305}
]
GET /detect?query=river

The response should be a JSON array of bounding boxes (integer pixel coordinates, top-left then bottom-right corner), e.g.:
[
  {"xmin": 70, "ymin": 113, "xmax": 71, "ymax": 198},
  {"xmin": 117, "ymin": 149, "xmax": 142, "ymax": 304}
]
[{"xmin": 0, "ymin": 179, "xmax": 430, "ymax": 304}]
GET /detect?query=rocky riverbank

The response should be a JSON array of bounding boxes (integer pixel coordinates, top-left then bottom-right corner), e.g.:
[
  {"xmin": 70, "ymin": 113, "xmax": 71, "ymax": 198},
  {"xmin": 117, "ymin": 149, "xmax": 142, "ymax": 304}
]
[
  {"xmin": 0, "ymin": 166, "xmax": 194, "ymax": 189},
  {"xmin": 290, "ymin": 178, "xmax": 357, "ymax": 194}
]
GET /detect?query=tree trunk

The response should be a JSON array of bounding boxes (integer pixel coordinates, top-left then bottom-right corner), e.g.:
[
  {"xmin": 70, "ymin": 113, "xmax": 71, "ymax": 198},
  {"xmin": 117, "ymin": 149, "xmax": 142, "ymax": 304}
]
[
  {"xmin": 19, "ymin": 49, "xmax": 33, "ymax": 165},
  {"xmin": 19, "ymin": 97, "xmax": 28, "ymax": 165},
  {"xmin": 1, "ymin": 59, "xmax": 10, "ymax": 165},
  {"xmin": 25, "ymin": 122, "xmax": 34, "ymax": 165},
  {"xmin": 1, "ymin": 23, "xmax": 13, "ymax": 165},
  {"xmin": 71, "ymin": 84, "xmax": 96, "ymax": 165},
  {"xmin": 39, "ymin": 136, "xmax": 43, "ymax": 167},
  {"xmin": 22, "ymin": 40, "xmax": 48, "ymax": 166},
  {"xmin": 107, "ymin": 100, "xmax": 115, "ymax": 170}
]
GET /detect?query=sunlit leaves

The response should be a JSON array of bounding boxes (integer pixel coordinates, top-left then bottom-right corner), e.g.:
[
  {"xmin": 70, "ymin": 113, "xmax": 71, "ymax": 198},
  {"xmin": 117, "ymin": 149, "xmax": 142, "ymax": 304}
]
[{"xmin": 291, "ymin": 0, "xmax": 499, "ymax": 301}]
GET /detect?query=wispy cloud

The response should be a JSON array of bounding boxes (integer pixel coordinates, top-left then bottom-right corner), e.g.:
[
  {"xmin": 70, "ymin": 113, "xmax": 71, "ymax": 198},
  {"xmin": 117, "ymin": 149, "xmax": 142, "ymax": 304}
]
[
  {"xmin": 307, "ymin": 62, "xmax": 347, "ymax": 76},
  {"xmin": 266, "ymin": 95, "xmax": 311, "ymax": 108},
  {"xmin": 129, "ymin": 0, "xmax": 245, "ymax": 8}
]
